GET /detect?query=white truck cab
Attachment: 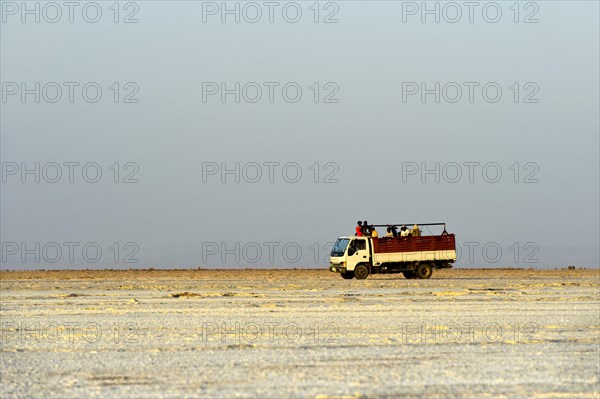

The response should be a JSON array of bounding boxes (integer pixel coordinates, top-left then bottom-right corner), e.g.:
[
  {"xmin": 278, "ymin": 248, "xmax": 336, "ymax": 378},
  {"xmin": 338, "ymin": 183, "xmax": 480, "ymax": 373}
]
[{"xmin": 329, "ymin": 237, "xmax": 372, "ymax": 279}]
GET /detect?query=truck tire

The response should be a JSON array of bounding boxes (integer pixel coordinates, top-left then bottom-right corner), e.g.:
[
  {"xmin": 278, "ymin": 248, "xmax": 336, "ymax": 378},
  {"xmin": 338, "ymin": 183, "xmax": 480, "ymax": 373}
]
[
  {"xmin": 416, "ymin": 263, "xmax": 433, "ymax": 279},
  {"xmin": 341, "ymin": 271, "xmax": 355, "ymax": 279},
  {"xmin": 354, "ymin": 265, "xmax": 369, "ymax": 280},
  {"xmin": 403, "ymin": 271, "xmax": 417, "ymax": 279}
]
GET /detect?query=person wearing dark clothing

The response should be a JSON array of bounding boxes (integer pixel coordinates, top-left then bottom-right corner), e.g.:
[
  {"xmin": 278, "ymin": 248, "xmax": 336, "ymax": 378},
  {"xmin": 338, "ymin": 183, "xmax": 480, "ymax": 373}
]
[{"xmin": 362, "ymin": 220, "xmax": 369, "ymax": 236}]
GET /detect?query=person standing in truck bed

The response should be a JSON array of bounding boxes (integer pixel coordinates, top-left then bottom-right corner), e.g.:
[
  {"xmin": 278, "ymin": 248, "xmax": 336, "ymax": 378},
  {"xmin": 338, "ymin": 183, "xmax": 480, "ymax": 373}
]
[
  {"xmin": 400, "ymin": 225, "xmax": 409, "ymax": 237},
  {"xmin": 411, "ymin": 224, "xmax": 421, "ymax": 237}
]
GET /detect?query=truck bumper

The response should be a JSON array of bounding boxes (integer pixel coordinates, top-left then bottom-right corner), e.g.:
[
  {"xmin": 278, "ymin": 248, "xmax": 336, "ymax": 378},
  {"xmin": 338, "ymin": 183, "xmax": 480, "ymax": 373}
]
[{"xmin": 329, "ymin": 265, "xmax": 346, "ymax": 273}]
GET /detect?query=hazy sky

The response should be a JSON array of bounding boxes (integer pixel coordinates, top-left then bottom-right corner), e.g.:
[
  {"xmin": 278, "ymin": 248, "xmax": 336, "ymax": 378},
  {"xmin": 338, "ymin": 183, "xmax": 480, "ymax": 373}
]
[{"xmin": 1, "ymin": 1, "xmax": 598, "ymax": 269}]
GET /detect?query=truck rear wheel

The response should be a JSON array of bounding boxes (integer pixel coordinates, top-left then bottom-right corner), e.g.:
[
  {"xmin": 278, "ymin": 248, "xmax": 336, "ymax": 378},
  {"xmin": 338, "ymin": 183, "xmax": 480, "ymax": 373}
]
[
  {"xmin": 341, "ymin": 271, "xmax": 355, "ymax": 279},
  {"xmin": 416, "ymin": 263, "xmax": 433, "ymax": 279},
  {"xmin": 403, "ymin": 271, "xmax": 417, "ymax": 279},
  {"xmin": 354, "ymin": 265, "xmax": 369, "ymax": 280}
]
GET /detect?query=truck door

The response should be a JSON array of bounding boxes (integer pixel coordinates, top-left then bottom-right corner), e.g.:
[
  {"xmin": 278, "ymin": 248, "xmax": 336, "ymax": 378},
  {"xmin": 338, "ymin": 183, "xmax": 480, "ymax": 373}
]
[{"xmin": 347, "ymin": 238, "xmax": 369, "ymax": 271}]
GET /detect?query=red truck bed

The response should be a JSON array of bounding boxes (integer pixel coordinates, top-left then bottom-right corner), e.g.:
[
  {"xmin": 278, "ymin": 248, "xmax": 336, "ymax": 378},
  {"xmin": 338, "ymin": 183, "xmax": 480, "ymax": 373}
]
[{"xmin": 371, "ymin": 234, "xmax": 456, "ymax": 254}]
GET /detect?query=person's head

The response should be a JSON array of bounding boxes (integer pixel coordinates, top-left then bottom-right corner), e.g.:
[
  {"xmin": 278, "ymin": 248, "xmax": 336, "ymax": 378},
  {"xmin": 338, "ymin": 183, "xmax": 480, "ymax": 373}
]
[
  {"xmin": 363, "ymin": 220, "xmax": 368, "ymax": 225},
  {"xmin": 401, "ymin": 225, "xmax": 406, "ymax": 230},
  {"xmin": 357, "ymin": 221, "xmax": 362, "ymax": 226},
  {"xmin": 387, "ymin": 227, "xmax": 391, "ymax": 232}
]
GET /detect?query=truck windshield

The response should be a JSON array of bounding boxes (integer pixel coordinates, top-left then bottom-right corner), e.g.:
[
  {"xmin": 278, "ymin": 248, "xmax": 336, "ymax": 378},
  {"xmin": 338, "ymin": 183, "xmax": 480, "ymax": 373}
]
[{"xmin": 330, "ymin": 238, "xmax": 350, "ymax": 257}]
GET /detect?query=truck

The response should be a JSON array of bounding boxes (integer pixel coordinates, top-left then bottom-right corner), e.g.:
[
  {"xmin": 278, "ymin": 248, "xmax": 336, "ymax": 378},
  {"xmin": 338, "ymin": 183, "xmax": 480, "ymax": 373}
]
[{"xmin": 329, "ymin": 223, "xmax": 456, "ymax": 279}]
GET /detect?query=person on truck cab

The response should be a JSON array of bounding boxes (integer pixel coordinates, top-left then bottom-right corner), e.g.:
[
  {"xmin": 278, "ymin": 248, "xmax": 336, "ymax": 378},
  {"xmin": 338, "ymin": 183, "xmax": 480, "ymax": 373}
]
[
  {"xmin": 371, "ymin": 227, "xmax": 378, "ymax": 238},
  {"xmin": 362, "ymin": 221, "xmax": 369, "ymax": 236},
  {"xmin": 411, "ymin": 224, "xmax": 421, "ymax": 237},
  {"xmin": 385, "ymin": 227, "xmax": 394, "ymax": 238},
  {"xmin": 356, "ymin": 221, "xmax": 363, "ymax": 236},
  {"xmin": 391, "ymin": 225, "xmax": 398, "ymax": 238}
]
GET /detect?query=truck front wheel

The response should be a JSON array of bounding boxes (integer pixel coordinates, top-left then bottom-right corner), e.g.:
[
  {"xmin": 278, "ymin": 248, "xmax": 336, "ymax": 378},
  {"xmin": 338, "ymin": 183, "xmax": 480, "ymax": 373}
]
[
  {"xmin": 416, "ymin": 263, "xmax": 433, "ymax": 279},
  {"xmin": 341, "ymin": 271, "xmax": 355, "ymax": 279},
  {"xmin": 354, "ymin": 265, "xmax": 369, "ymax": 280}
]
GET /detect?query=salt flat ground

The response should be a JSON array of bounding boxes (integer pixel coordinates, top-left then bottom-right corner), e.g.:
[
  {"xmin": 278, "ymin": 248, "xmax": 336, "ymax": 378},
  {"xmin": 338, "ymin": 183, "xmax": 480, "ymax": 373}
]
[{"xmin": 1, "ymin": 269, "xmax": 599, "ymax": 399}]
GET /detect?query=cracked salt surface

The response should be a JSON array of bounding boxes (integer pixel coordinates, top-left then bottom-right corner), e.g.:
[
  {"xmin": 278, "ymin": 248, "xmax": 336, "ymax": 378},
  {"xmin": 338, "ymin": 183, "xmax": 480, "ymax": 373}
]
[{"xmin": 1, "ymin": 268, "xmax": 599, "ymax": 398}]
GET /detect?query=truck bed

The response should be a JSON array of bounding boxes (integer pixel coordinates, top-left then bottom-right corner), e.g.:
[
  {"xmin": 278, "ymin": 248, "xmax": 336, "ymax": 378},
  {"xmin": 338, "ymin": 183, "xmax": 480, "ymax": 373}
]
[
  {"xmin": 372, "ymin": 234, "xmax": 455, "ymax": 253},
  {"xmin": 371, "ymin": 234, "xmax": 456, "ymax": 264}
]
